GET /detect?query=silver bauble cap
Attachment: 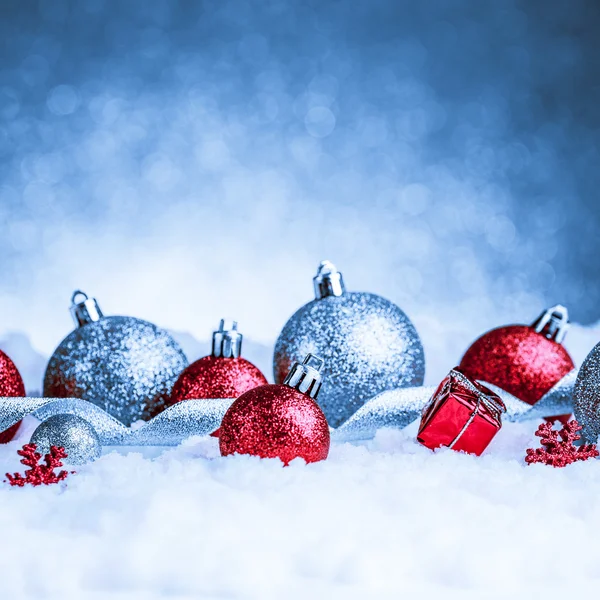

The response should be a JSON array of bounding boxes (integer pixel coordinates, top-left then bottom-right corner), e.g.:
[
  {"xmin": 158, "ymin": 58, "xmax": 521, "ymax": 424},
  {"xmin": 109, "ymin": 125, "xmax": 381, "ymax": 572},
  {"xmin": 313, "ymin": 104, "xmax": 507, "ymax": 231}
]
[
  {"xmin": 212, "ymin": 319, "xmax": 242, "ymax": 358},
  {"xmin": 70, "ymin": 290, "xmax": 104, "ymax": 328},
  {"xmin": 313, "ymin": 260, "xmax": 346, "ymax": 299},
  {"xmin": 531, "ymin": 304, "xmax": 569, "ymax": 344},
  {"xmin": 283, "ymin": 353, "xmax": 324, "ymax": 399}
]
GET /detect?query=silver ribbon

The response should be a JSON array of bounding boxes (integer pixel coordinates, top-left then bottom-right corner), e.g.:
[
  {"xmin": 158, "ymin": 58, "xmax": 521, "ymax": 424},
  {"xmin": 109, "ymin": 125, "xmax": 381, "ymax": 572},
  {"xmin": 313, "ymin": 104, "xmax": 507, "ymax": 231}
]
[
  {"xmin": 331, "ymin": 369, "xmax": 578, "ymax": 441},
  {"xmin": 0, "ymin": 397, "xmax": 233, "ymax": 446},
  {"xmin": 0, "ymin": 369, "xmax": 577, "ymax": 446}
]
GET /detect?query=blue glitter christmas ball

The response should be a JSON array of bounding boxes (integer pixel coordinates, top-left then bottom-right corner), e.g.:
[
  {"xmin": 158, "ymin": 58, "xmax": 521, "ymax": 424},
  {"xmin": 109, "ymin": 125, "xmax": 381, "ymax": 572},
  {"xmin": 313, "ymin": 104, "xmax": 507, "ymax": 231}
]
[
  {"xmin": 273, "ymin": 262, "xmax": 425, "ymax": 428},
  {"xmin": 574, "ymin": 342, "xmax": 600, "ymax": 442},
  {"xmin": 43, "ymin": 291, "xmax": 188, "ymax": 426}
]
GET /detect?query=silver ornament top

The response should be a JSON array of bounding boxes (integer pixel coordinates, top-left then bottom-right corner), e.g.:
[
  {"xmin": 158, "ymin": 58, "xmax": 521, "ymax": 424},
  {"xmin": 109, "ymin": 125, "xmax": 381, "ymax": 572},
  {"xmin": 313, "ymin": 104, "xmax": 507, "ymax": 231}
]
[
  {"xmin": 283, "ymin": 353, "xmax": 324, "ymax": 399},
  {"xmin": 531, "ymin": 304, "xmax": 569, "ymax": 344},
  {"xmin": 211, "ymin": 319, "xmax": 243, "ymax": 358},
  {"xmin": 70, "ymin": 290, "xmax": 104, "ymax": 327},
  {"xmin": 313, "ymin": 260, "xmax": 346, "ymax": 299}
]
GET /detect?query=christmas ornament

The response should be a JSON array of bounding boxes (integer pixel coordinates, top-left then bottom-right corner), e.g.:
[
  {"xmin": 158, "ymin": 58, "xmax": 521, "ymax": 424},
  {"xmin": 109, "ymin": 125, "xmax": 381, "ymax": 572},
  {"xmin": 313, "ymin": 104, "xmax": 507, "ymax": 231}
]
[
  {"xmin": 273, "ymin": 260, "xmax": 425, "ymax": 428},
  {"xmin": 170, "ymin": 320, "xmax": 267, "ymax": 402},
  {"xmin": 460, "ymin": 305, "xmax": 574, "ymax": 420},
  {"xmin": 43, "ymin": 291, "xmax": 188, "ymax": 426},
  {"xmin": 525, "ymin": 420, "xmax": 598, "ymax": 467},
  {"xmin": 417, "ymin": 368, "xmax": 506, "ymax": 455},
  {"xmin": 5, "ymin": 443, "xmax": 69, "ymax": 487},
  {"xmin": 220, "ymin": 354, "xmax": 330, "ymax": 465},
  {"xmin": 573, "ymin": 342, "xmax": 600, "ymax": 442},
  {"xmin": 0, "ymin": 349, "xmax": 26, "ymax": 443},
  {"xmin": 31, "ymin": 414, "xmax": 101, "ymax": 465},
  {"xmin": 0, "ymin": 371, "xmax": 578, "ymax": 447}
]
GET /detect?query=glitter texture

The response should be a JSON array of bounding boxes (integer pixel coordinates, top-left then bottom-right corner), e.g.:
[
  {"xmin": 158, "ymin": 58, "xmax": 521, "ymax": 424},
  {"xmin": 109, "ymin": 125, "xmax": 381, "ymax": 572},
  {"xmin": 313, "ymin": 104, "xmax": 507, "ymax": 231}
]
[
  {"xmin": 332, "ymin": 385, "xmax": 436, "ymax": 442},
  {"xmin": 273, "ymin": 292, "xmax": 425, "ymax": 428},
  {"xmin": 170, "ymin": 356, "xmax": 267, "ymax": 403},
  {"xmin": 573, "ymin": 342, "xmax": 600, "ymax": 442},
  {"xmin": 525, "ymin": 420, "xmax": 599, "ymax": 467},
  {"xmin": 331, "ymin": 369, "xmax": 577, "ymax": 442},
  {"xmin": 31, "ymin": 414, "xmax": 101, "ymax": 465},
  {"xmin": 0, "ymin": 396, "xmax": 234, "ymax": 446},
  {"xmin": 219, "ymin": 384, "xmax": 330, "ymax": 465},
  {"xmin": 485, "ymin": 369, "xmax": 577, "ymax": 422},
  {"xmin": 0, "ymin": 369, "xmax": 578, "ymax": 446},
  {"xmin": 43, "ymin": 316, "xmax": 188, "ymax": 426},
  {"xmin": 460, "ymin": 325, "xmax": 574, "ymax": 407},
  {"xmin": 5, "ymin": 444, "xmax": 69, "ymax": 487},
  {"xmin": 0, "ymin": 349, "xmax": 26, "ymax": 444}
]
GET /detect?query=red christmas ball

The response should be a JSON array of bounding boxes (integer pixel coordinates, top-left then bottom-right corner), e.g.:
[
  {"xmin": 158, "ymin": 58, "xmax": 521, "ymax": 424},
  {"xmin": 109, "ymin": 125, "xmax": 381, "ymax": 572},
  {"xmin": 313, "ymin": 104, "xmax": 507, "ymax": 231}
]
[
  {"xmin": 170, "ymin": 356, "xmax": 267, "ymax": 401},
  {"xmin": 460, "ymin": 306, "xmax": 574, "ymax": 418},
  {"xmin": 170, "ymin": 320, "xmax": 267, "ymax": 403},
  {"xmin": 0, "ymin": 349, "xmax": 26, "ymax": 443},
  {"xmin": 219, "ymin": 355, "xmax": 330, "ymax": 465},
  {"xmin": 220, "ymin": 384, "xmax": 330, "ymax": 465}
]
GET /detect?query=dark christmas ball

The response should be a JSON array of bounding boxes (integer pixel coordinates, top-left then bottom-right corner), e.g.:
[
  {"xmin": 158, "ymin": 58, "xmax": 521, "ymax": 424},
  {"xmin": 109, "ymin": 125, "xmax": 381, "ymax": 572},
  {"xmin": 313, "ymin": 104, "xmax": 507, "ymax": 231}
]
[
  {"xmin": 220, "ymin": 384, "xmax": 330, "ymax": 465},
  {"xmin": 43, "ymin": 292, "xmax": 188, "ymax": 426},
  {"xmin": 273, "ymin": 261, "xmax": 425, "ymax": 428},
  {"xmin": 0, "ymin": 349, "xmax": 26, "ymax": 443},
  {"xmin": 460, "ymin": 306, "xmax": 574, "ymax": 419}
]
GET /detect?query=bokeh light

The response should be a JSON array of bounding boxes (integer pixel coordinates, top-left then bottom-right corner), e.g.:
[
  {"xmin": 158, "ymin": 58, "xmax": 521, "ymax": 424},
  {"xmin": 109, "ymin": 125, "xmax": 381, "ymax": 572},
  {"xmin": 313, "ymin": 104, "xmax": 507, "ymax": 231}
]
[{"xmin": 0, "ymin": 0, "xmax": 599, "ymax": 384}]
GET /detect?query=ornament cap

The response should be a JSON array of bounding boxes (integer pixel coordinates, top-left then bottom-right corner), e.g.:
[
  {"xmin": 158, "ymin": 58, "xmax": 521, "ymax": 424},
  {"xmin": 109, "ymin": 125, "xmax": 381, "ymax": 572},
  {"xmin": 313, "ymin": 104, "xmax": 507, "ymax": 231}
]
[
  {"xmin": 211, "ymin": 319, "xmax": 243, "ymax": 358},
  {"xmin": 283, "ymin": 353, "xmax": 324, "ymax": 399},
  {"xmin": 531, "ymin": 304, "xmax": 569, "ymax": 344},
  {"xmin": 313, "ymin": 260, "xmax": 346, "ymax": 300},
  {"xmin": 70, "ymin": 290, "xmax": 104, "ymax": 327}
]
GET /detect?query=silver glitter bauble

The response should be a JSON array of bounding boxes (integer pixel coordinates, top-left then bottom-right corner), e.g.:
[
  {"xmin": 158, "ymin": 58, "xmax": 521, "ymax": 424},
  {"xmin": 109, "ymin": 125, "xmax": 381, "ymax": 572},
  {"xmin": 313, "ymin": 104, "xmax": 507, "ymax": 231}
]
[
  {"xmin": 43, "ymin": 291, "xmax": 188, "ymax": 426},
  {"xmin": 574, "ymin": 343, "xmax": 600, "ymax": 442},
  {"xmin": 31, "ymin": 414, "xmax": 101, "ymax": 465},
  {"xmin": 273, "ymin": 261, "xmax": 425, "ymax": 427}
]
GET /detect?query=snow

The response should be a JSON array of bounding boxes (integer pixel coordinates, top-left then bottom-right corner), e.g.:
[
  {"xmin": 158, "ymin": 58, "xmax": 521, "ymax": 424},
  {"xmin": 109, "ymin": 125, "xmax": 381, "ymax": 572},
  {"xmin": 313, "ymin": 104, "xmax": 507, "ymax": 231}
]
[
  {"xmin": 1, "ymin": 419, "xmax": 599, "ymax": 599},
  {"xmin": 1, "ymin": 326, "xmax": 600, "ymax": 599}
]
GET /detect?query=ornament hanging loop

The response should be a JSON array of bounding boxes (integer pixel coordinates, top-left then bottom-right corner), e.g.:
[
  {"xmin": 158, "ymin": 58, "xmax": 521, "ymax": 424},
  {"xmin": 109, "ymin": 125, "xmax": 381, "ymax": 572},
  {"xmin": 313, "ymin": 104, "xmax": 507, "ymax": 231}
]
[
  {"xmin": 212, "ymin": 319, "xmax": 242, "ymax": 358},
  {"xmin": 284, "ymin": 353, "xmax": 324, "ymax": 399},
  {"xmin": 532, "ymin": 304, "xmax": 569, "ymax": 344},
  {"xmin": 313, "ymin": 260, "xmax": 346, "ymax": 300},
  {"xmin": 70, "ymin": 290, "xmax": 104, "ymax": 328}
]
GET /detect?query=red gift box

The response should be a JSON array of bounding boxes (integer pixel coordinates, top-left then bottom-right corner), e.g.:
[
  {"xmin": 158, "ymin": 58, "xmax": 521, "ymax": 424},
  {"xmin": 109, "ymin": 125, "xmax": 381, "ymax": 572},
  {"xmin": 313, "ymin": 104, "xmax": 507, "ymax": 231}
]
[{"xmin": 417, "ymin": 368, "xmax": 506, "ymax": 455}]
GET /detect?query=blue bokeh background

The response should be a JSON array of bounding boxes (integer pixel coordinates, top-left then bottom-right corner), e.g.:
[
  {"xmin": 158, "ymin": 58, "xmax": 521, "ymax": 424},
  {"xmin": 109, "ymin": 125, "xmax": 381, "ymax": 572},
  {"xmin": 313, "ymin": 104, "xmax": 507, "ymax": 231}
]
[{"xmin": 1, "ymin": 0, "xmax": 599, "ymax": 370}]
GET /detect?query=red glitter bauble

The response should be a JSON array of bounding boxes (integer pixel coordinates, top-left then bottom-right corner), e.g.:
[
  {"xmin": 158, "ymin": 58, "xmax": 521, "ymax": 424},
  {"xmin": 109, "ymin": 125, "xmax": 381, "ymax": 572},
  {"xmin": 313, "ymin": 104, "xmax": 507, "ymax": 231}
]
[
  {"xmin": 460, "ymin": 325, "xmax": 574, "ymax": 407},
  {"xmin": 219, "ymin": 384, "xmax": 330, "ymax": 465},
  {"xmin": 0, "ymin": 349, "xmax": 26, "ymax": 444},
  {"xmin": 170, "ymin": 356, "xmax": 268, "ymax": 402}
]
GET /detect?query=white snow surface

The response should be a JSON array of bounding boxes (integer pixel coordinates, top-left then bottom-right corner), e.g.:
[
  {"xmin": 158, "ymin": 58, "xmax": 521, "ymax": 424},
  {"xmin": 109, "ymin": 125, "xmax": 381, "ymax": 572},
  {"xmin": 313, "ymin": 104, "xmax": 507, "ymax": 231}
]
[
  {"xmin": 1, "ymin": 421, "xmax": 600, "ymax": 600},
  {"xmin": 1, "ymin": 324, "xmax": 600, "ymax": 599}
]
